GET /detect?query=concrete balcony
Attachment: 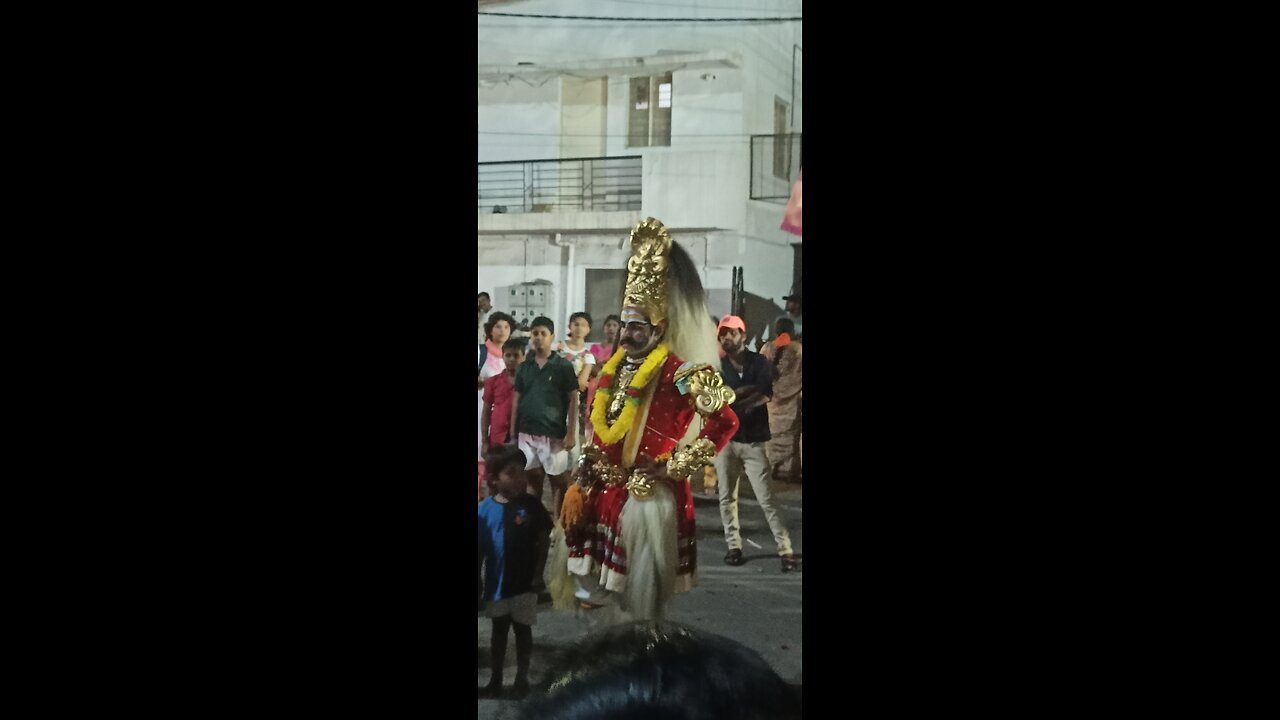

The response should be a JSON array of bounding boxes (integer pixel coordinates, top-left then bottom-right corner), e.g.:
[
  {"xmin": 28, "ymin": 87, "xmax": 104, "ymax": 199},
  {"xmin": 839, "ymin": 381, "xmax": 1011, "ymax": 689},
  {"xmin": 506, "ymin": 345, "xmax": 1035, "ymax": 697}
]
[
  {"xmin": 479, "ymin": 155, "xmax": 640, "ymax": 212},
  {"xmin": 477, "ymin": 155, "xmax": 646, "ymax": 235},
  {"xmin": 749, "ymin": 134, "xmax": 802, "ymax": 204}
]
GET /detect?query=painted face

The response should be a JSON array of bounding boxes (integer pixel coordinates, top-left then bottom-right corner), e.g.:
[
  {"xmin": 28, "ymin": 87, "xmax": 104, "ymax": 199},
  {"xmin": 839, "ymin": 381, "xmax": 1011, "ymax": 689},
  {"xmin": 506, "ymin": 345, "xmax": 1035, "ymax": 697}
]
[
  {"xmin": 619, "ymin": 307, "xmax": 663, "ymax": 357},
  {"xmin": 718, "ymin": 327, "xmax": 745, "ymax": 353},
  {"xmin": 488, "ymin": 319, "xmax": 512, "ymax": 344}
]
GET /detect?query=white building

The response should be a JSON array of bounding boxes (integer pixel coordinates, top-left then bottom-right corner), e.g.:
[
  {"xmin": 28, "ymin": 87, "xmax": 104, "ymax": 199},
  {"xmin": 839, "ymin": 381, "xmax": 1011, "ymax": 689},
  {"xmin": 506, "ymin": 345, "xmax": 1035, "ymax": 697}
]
[{"xmin": 478, "ymin": 0, "xmax": 801, "ymax": 346}]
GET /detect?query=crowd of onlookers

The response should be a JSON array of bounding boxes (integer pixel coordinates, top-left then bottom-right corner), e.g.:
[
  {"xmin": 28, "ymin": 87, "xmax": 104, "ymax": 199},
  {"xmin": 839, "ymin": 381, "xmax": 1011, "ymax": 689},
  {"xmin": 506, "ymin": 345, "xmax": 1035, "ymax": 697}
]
[
  {"xmin": 477, "ymin": 287, "xmax": 803, "ymax": 502},
  {"xmin": 476, "ymin": 294, "xmax": 626, "ymax": 507}
]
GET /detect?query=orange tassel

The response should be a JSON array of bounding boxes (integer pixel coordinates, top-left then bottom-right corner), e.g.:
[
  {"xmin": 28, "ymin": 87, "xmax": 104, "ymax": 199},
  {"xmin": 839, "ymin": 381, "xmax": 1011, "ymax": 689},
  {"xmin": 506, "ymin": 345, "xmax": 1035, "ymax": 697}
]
[{"xmin": 561, "ymin": 483, "xmax": 584, "ymax": 528}]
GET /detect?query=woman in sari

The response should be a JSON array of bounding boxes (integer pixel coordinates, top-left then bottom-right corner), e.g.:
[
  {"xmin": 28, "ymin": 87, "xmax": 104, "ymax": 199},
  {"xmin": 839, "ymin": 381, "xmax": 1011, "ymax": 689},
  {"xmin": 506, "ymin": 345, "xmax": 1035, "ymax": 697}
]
[{"xmin": 759, "ymin": 317, "xmax": 802, "ymax": 483}]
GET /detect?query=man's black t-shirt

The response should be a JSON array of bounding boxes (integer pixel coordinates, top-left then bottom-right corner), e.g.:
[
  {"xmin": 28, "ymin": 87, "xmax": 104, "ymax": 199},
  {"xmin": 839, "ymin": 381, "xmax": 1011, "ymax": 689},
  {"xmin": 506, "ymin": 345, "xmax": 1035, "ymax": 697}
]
[{"xmin": 720, "ymin": 350, "xmax": 773, "ymax": 444}]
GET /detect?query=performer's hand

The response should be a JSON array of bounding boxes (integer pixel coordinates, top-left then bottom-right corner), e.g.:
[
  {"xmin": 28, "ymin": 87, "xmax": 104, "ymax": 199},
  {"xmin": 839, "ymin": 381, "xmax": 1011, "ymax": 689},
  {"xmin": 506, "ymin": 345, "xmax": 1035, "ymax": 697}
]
[{"xmin": 633, "ymin": 453, "xmax": 670, "ymax": 481}]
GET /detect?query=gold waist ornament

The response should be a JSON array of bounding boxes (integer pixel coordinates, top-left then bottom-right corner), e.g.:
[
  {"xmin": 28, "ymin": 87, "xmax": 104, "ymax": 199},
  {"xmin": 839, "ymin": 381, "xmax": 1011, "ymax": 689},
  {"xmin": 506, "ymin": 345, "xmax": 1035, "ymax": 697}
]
[{"xmin": 576, "ymin": 441, "xmax": 717, "ymax": 502}]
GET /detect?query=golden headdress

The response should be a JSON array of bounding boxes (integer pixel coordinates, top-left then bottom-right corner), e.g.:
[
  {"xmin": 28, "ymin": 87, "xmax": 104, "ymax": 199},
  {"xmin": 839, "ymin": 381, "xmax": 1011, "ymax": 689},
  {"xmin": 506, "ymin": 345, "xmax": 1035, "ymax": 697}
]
[{"xmin": 623, "ymin": 217, "xmax": 673, "ymax": 325}]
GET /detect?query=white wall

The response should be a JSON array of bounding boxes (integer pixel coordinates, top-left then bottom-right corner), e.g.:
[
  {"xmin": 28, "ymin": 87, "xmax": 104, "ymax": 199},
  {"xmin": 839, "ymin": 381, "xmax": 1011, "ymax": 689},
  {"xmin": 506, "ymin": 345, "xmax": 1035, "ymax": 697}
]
[
  {"xmin": 478, "ymin": 237, "xmax": 564, "ymax": 305},
  {"xmin": 477, "ymin": 210, "xmax": 642, "ymax": 235},
  {"xmin": 480, "ymin": 267, "xmax": 567, "ymax": 330},
  {"xmin": 641, "ymin": 150, "xmax": 745, "ymax": 230},
  {"xmin": 478, "ymin": 81, "xmax": 561, "ymax": 163},
  {"xmin": 479, "ymin": 0, "xmax": 801, "ymax": 180},
  {"xmin": 739, "ymin": 23, "xmax": 802, "ymax": 202},
  {"xmin": 478, "ymin": 230, "xmax": 791, "ymax": 339},
  {"xmin": 560, "ymin": 77, "xmax": 607, "ymax": 158},
  {"xmin": 705, "ymin": 233, "xmax": 794, "ymax": 308},
  {"xmin": 603, "ymin": 68, "xmax": 745, "ymax": 156},
  {"xmin": 480, "ymin": 66, "xmax": 755, "ymax": 221},
  {"xmin": 478, "ymin": 0, "xmax": 800, "ymax": 65},
  {"xmin": 744, "ymin": 200, "xmax": 802, "ymax": 250},
  {"xmin": 741, "ymin": 26, "xmax": 802, "ymax": 135}
]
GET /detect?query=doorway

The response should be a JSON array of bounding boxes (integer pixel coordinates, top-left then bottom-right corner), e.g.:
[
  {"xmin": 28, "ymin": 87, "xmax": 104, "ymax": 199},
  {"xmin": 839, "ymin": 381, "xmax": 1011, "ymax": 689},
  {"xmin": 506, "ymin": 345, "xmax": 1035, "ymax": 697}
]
[{"xmin": 584, "ymin": 268, "xmax": 627, "ymax": 343}]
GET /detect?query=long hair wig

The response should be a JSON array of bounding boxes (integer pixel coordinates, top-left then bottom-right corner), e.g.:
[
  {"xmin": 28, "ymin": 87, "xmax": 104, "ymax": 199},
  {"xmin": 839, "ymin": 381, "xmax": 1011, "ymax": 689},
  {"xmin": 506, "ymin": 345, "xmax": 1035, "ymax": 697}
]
[{"xmin": 661, "ymin": 240, "xmax": 722, "ymax": 444}]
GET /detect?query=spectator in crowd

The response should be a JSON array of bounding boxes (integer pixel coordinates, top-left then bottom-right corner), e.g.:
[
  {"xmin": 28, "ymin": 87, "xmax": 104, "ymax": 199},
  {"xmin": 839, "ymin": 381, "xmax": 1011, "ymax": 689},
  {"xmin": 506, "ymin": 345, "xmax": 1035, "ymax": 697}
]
[
  {"xmin": 588, "ymin": 314, "xmax": 622, "ymax": 367},
  {"xmin": 513, "ymin": 319, "xmax": 534, "ymax": 357},
  {"xmin": 511, "ymin": 316, "xmax": 578, "ymax": 517},
  {"xmin": 480, "ymin": 338, "xmax": 525, "ymax": 499},
  {"xmin": 478, "ymin": 312, "xmax": 515, "ymax": 474},
  {"xmin": 768, "ymin": 286, "xmax": 803, "ymax": 342},
  {"xmin": 714, "ymin": 315, "xmax": 799, "ymax": 572},
  {"xmin": 478, "ymin": 444, "xmax": 553, "ymax": 699},
  {"xmin": 760, "ymin": 317, "xmax": 802, "ymax": 483},
  {"xmin": 553, "ymin": 311, "xmax": 596, "ymax": 461}
]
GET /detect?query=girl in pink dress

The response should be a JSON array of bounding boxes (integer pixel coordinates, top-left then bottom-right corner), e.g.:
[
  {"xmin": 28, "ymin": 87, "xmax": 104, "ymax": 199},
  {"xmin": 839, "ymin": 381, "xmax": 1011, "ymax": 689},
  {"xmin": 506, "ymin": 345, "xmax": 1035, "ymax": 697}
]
[
  {"xmin": 587, "ymin": 314, "xmax": 621, "ymax": 366},
  {"xmin": 478, "ymin": 312, "xmax": 515, "ymax": 498}
]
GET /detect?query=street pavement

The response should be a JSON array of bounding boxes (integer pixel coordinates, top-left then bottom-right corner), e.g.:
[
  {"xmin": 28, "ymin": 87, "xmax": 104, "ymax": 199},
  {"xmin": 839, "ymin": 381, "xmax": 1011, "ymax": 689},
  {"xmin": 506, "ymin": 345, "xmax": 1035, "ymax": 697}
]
[{"xmin": 478, "ymin": 480, "xmax": 803, "ymax": 719}]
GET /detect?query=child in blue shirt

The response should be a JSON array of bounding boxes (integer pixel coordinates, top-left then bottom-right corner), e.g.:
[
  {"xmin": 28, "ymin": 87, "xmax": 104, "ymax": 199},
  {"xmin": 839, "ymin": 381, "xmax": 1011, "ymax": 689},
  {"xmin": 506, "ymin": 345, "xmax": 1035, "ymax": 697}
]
[{"xmin": 478, "ymin": 444, "xmax": 553, "ymax": 698}]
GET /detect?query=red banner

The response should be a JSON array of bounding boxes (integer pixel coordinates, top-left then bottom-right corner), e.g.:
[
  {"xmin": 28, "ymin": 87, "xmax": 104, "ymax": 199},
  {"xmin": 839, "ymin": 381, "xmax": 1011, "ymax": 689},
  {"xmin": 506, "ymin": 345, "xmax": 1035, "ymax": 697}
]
[{"xmin": 780, "ymin": 170, "xmax": 802, "ymax": 236}]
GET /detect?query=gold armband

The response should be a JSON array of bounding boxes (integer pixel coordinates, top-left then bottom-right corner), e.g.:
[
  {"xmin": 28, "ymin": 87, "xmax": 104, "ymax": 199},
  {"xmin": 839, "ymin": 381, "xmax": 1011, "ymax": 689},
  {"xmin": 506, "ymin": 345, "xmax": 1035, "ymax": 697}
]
[
  {"xmin": 666, "ymin": 438, "xmax": 717, "ymax": 480},
  {"xmin": 578, "ymin": 444, "xmax": 627, "ymax": 488}
]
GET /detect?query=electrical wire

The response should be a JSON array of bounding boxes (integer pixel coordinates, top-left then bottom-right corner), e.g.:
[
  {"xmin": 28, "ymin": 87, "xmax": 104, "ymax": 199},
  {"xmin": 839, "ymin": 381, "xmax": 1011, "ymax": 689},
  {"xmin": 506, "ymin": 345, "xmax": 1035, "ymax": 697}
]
[
  {"xmin": 597, "ymin": 0, "xmax": 799, "ymax": 10},
  {"xmin": 479, "ymin": 130, "xmax": 787, "ymax": 138},
  {"xmin": 479, "ymin": 11, "xmax": 800, "ymax": 22}
]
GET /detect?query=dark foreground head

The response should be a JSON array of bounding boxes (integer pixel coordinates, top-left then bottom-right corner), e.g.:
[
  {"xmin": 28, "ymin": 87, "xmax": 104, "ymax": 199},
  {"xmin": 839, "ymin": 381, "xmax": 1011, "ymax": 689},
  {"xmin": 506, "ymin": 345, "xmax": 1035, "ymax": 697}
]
[{"xmin": 517, "ymin": 621, "xmax": 800, "ymax": 720}]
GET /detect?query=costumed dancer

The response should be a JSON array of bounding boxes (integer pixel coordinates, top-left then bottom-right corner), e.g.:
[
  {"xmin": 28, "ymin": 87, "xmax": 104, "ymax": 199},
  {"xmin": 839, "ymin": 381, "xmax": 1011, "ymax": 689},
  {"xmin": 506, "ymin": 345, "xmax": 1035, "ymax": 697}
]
[{"xmin": 558, "ymin": 217, "xmax": 739, "ymax": 621}]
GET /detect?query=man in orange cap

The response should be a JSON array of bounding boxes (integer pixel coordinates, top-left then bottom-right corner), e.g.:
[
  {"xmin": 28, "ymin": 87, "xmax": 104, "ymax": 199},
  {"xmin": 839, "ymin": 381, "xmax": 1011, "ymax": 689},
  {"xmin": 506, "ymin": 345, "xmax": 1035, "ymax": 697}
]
[{"xmin": 715, "ymin": 314, "xmax": 799, "ymax": 572}]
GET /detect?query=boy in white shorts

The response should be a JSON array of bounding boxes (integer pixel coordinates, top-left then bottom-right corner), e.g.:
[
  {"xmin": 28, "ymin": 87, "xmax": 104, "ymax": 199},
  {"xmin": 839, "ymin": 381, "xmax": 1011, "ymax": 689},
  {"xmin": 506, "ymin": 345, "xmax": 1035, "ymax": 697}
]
[{"xmin": 509, "ymin": 315, "xmax": 578, "ymax": 517}]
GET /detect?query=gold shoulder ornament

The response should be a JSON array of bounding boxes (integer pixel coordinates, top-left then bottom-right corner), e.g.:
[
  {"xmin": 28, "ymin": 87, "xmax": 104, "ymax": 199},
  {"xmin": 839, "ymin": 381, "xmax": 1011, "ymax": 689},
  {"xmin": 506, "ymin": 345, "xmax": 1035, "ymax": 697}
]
[{"xmin": 674, "ymin": 362, "xmax": 736, "ymax": 416}]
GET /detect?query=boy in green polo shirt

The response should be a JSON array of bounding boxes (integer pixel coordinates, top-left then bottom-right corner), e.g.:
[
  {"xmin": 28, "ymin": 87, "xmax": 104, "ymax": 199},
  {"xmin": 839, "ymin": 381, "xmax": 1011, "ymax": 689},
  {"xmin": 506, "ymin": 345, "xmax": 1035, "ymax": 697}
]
[{"xmin": 509, "ymin": 316, "xmax": 579, "ymax": 518}]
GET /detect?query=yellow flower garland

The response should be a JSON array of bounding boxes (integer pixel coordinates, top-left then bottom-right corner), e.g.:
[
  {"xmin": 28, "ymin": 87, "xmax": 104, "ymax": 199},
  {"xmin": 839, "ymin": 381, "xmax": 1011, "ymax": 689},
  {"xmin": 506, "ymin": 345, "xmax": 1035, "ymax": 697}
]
[{"xmin": 591, "ymin": 343, "xmax": 669, "ymax": 446}]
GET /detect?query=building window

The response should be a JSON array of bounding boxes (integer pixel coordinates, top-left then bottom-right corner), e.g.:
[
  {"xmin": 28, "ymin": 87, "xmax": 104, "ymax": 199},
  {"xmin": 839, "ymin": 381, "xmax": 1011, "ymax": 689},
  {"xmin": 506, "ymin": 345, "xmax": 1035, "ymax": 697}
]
[
  {"xmin": 773, "ymin": 97, "xmax": 791, "ymax": 179},
  {"xmin": 628, "ymin": 72, "xmax": 672, "ymax": 148}
]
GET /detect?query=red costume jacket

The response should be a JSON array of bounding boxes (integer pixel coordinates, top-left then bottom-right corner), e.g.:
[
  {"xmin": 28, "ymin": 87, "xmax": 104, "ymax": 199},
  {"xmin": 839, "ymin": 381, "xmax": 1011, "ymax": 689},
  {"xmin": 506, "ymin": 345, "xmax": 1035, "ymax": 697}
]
[{"xmin": 568, "ymin": 351, "xmax": 739, "ymax": 581}]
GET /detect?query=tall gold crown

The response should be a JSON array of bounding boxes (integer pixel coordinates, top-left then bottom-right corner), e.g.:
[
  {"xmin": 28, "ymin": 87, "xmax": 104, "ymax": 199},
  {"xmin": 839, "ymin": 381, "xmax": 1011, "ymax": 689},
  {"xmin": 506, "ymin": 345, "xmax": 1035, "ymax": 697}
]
[{"xmin": 623, "ymin": 217, "xmax": 673, "ymax": 324}]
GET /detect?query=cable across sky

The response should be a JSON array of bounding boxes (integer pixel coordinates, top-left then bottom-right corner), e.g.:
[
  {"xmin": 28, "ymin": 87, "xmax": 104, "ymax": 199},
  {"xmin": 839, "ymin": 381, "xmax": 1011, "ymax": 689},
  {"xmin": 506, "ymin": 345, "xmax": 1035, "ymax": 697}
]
[{"xmin": 478, "ymin": 11, "xmax": 801, "ymax": 23}]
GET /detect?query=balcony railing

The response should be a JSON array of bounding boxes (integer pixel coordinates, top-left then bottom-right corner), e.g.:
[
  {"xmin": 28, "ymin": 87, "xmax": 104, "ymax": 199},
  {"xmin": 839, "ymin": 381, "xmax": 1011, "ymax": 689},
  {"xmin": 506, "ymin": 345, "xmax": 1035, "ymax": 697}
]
[
  {"xmin": 749, "ymin": 134, "xmax": 802, "ymax": 203},
  {"xmin": 478, "ymin": 155, "xmax": 642, "ymax": 214}
]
